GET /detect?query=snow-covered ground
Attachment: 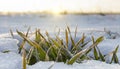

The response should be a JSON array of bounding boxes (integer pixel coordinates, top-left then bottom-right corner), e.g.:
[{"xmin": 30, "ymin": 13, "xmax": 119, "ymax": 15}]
[
  {"xmin": 28, "ymin": 60, "xmax": 120, "ymax": 69},
  {"xmin": 1, "ymin": 51, "xmax": 120, "ymax": 69},
  {"xmin": 0, "ymin": 14, "xmax": 120, "ymax": 69},
  {"xmin": 0, "ymin": 14, "xmax": 120, "ymax": 34}
]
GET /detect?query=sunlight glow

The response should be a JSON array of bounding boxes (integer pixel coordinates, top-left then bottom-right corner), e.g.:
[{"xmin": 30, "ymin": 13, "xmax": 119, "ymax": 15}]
[
  {"xmin": 51, "ymin": 8, "xmax": 63, "ymax": 15},
  {"xmin": 0, "ymin": 0, "xmax": 120, "ymax": 13}
]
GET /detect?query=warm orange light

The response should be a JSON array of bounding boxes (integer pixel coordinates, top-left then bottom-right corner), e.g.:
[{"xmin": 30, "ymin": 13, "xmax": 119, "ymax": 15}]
[{"xmin": 51, "ymin": 8, "xmax": 62, "ymax": 15}]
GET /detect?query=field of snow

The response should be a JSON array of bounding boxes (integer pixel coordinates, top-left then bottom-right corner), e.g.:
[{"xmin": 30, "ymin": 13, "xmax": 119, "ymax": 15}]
[
  {"xmin": 0, "ymin": 14, "xmax": 120, "ymax": 69},
  {"xmin": 0, "ymin": 14, "xmax": 120, "ymax": 34}
]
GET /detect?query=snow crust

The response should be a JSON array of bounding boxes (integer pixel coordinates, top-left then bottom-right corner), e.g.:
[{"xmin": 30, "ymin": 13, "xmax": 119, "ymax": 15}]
[
  {"xmin": 0, "ymin": 52, "xmax": 22, "ymax": 69},
  {"xmin": 0, "ymin": 38, "xmax": 19, "ymax": 53},
  {"xmin": 28, "ymin": 60, "xmax": 120, "ymax": 69}
]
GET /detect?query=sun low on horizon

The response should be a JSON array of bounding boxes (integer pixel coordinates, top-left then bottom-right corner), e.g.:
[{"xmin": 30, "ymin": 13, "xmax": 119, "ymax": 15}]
[{"xmin": 0, "ymin": 0, "xmax": 120, "ymax": 14}]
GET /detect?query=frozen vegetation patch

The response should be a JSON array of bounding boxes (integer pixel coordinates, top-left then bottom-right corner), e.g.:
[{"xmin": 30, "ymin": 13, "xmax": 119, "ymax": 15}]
[{"xmin": 0, "ymin": 27, "xmax": 120, "ymax": 69}]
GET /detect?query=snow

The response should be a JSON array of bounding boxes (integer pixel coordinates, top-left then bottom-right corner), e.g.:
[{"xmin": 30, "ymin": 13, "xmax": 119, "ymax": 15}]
[
  {"xmin": 28, "ymin": 60, "xmax": 120, "ymax": 69},
  {"xmin": 0, "ymin": 14, "xmax": 120, "ymax": 34},
  {"xmin": 0, "ymin": 38, "xmax": 19, "ymax": 53},
  {"xmin": 0, "ymin": 51, "xmax": 120, "ymax": 69},
  {"xmin": 98, "ymin": 38, "xmax": 120, "ymax": 54},
  {"xmin": 0, "ymin": 14, "xmax": 120, "ymax": 69},
  {"xmin": 0, "ymin": 52, "xmax": 22, "ymax": 69}
]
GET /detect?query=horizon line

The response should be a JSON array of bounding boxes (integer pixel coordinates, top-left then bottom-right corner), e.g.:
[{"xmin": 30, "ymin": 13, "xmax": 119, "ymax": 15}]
[{"xmin": 0, "ymin": 11, "xmax": 120, "ymax": 15}]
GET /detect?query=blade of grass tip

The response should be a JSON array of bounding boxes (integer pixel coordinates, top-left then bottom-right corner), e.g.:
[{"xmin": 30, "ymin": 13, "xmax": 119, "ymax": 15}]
[
  {"xmin": 74, "ymin": 26, "xmax": 77, "ymax": 40},
  {"xmin": 22, "ymin": 48, "xmax": 26, "ymax": 69},
  {"xmin": 70, "ymin": 35, "xmax": 75, "ymax": 48},
  {"xmin": 10, "ymin": 29, "xmax": 14, "ymax": 38},
  {"xmin": 92, "ymin": 36, "xmax": 95, "ymax": 43},
  {"xmin": 75, "ymin": 33, "xmax": 86, "ymax": 48},
  {"xmin": 81, "ymin": 33, "xmax": 85, "ymax": 44},
  {"xmin": 55, "ymin": 35, "xmax": 64, "ymax": 47},
  {"xmin": 26, "ymin": 27, "xmax": 31, "ymax": 36},
  {"xmin": 46, "ymin": 31, "xmax": 50, "ymax": 38},
  {"xmin": 95, "ymin": 36, "xmax": 104, "ymax": 44},
  {"xmin": 35, "ymin": 29, "xmax": 41, "ymax": 43},
  {"xmin": 114, "ymin": 45, "xmax": 119, "ymax": 54},
  {"xmin": 38, "ymin": 31, "xmax": 45, "ymax": 40},
  {"xmin": 46, "ymin": 31, "xmax": 52, "ymax": 42},
  {"xmin": 18, "ymin": 27, "xmax": 30, "ymax": 53},
  {"xmin": 70, "ymin": 36, "xmax": 75, "ymax": 48},
  {"xmin": 65, "ymin": 29, "xmax": 69, "ymax": 48},
  {"xmin": 67, "ymin": 26, "xmax": 75, "ymax": 48},
  {"xmin": 76, "ymin": 34, "xmax": 84, "ymax": 46},
  {"xmin": 67, "ymin": 26, "xmax": 71, "ymax": 34}
]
